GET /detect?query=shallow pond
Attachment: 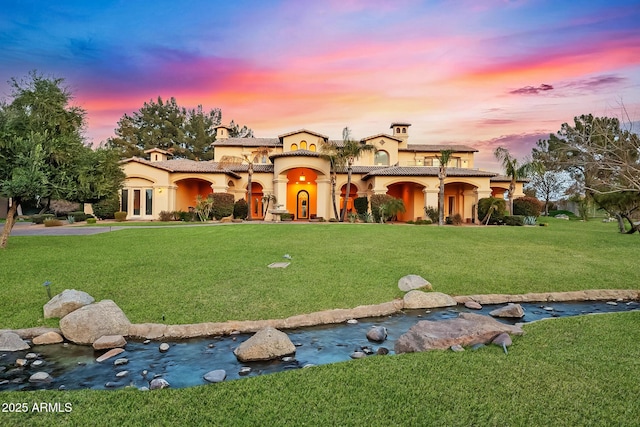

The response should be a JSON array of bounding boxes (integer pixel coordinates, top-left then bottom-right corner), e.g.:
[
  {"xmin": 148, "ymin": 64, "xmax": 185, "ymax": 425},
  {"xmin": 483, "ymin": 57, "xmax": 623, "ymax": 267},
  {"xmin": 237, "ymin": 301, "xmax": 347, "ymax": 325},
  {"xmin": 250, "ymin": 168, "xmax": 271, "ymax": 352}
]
[{"xmin": 1, "ymin": 300, "xmax": 638, "ymax": 392}]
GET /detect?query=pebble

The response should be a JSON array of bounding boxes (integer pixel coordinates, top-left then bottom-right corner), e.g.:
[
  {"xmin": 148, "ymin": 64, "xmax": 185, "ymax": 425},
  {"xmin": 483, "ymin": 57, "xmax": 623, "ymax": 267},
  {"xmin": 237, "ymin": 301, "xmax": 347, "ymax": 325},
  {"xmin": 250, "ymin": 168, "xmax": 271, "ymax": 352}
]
[
  {"xmin": 25, "ymin": 352, "xmax": 38, "ymax": 360},
  {"xmin": 143, "ymin": 340, "xmax": 151, "ymax": 345},
  {"xmin": 159, "ymin": 343, "xmax": 170, "ymax": 352},
  {"xmin": 350, "ymin": 351, "xmax": 366, "ymax": 359},
  {"xmin": 105, "ymin": 382, "xmax": 118, "ymax": 388},
  {"xmin": 0, "ymin": 380, "xmax": 9, "ymax": 386},
  {"xmin": 29, "ymin": 372, "xmax": 52, "ymax": 383},
  {"xmin": 376, "ymin": 347, "xmax": 389, "ymax": 355},
  {"xmin": 302, "ymin": 364, "xmax": 316, "ymax": 368},
  {"xmin": 113, "ymin": 358, "xmax": 128, "ymax": 366},
  {"xmin": 543, "ymin": 306, "xmax": 554, "ymax": 311},
  {"xmin": 58, "ymin": 385, "xmax": 66, "ymax": 390},
  {"xmin": 346, "ymin": 319, "xmax": 358, "ymax": 324},
  {"xmin": 606, "ymin": 301, "xmax": 618, "ymax": 306},
  {"xmin": 149, "ymin": 378, "xmax": 170, "ymax": 390},
  {"xmin": 142, "ymin": 370, "xmax": 148, "ymax": 377},
  {"xmin": 450, "ymin": 345, "xmax": 465, "ymax": 352},
  {"xmin": 31, "ymin": 360, "xmax": 44, "ymax": 367},
  {"xmin": 282, "ymin": 356, "xmax": 295, "ymax": 362},
  {"xmin": 116, "ymin": 370, "xmax": 129, "ymax": 378},
  {"xmin": 138, "ymin": 386, "xmax": 149, "ymax": 391},
  {"xmin": 203, "ymin": 369, "xmax": 227, "ymax": 383},
  {"xmin": 15, "ymin": 359, "xmax": 28, "ymax": 367}
]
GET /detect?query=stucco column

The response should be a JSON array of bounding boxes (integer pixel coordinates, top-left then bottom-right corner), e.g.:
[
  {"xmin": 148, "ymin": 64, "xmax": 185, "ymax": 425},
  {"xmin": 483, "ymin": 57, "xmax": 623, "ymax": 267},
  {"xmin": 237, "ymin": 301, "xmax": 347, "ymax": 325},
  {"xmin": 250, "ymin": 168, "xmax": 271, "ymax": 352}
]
[
  {"xmin": 463, "ymin": 189, "xmax": 476, "ymax": 223},
  {"xmin": 273, "ymin": 177, "xmax": 288, "ymax": 221},
  {"xmin": 211, "ymin": 183, "xmax": 230, "ymax": 194},
  {"xmin": 423, "ymin": 188, "xmax": 439, "ymax": 210},
  {"xmin": 316, "ymin": 178, "xmax": 331, "ymax": 220}
]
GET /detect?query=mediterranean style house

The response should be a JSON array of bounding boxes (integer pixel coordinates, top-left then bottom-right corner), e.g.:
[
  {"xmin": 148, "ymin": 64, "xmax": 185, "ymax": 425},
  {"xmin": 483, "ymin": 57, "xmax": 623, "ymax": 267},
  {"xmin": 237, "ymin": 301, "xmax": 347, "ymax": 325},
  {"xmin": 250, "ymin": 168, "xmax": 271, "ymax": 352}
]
[{"xmin": 119, "ymin": 122, "xmax": 524, "ymax": 222}]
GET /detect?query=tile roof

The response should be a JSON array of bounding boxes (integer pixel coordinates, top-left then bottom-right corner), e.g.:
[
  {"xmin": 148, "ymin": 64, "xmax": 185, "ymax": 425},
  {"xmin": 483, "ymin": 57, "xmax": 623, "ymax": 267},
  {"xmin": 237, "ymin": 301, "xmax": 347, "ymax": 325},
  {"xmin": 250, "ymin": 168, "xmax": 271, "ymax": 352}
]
[
  {"xmin": 490, "ymin": 175, "xmax": 529, "ymax": 183},
  {"xmin": 269, "ymin": 150, "xmax": 322, "ymax": 160},
  {"xmin": 211, "ymin": 137, "xmax": 281, "ymax": 147},
  {"xmin": 121, "ymin": 157, "xmax": 242, "ymax": 178},
  {"xmin": 399, "ymin": 144, "xmax": 478, "ymax": 153},
  {"xmin": 361, "ymin": 166, "xmax": 497, "ymax": 180},
  {"xmin": 360, "ymin": 133, "xmax": 402, "ymax": 143},
  {"xmin": 277, "ymin": 129, "xmax": 330, "ymax": 140}
]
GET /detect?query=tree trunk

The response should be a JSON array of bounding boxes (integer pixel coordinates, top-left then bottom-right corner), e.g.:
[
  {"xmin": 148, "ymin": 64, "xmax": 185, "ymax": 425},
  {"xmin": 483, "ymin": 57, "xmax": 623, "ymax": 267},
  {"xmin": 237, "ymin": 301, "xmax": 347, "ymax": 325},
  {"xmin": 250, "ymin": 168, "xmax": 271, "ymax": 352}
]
[
  {"xmin": 246, "ymin": 164, "xmax": 253, "ymax": 221},
  {"xmin": 341, "ymin": 164, "xmax": 353, "ymax": 222},
  {"xmin": 0, "ymin": 201, "xmax": 19, "ymax": 249},
  {"xmin": 509, "ymin": 180, "xmax": 515, "ymax": 214},
  {"xmin": 615, "ymin": 213, "xmax": 626, "ymax": 233},
  {"xmin": 331, "ymin": 173, "xmax": 339, "ymax": 220},
  {"xmin": 438, "ymin": 172, "xmax": 445, "ymax": 226}
]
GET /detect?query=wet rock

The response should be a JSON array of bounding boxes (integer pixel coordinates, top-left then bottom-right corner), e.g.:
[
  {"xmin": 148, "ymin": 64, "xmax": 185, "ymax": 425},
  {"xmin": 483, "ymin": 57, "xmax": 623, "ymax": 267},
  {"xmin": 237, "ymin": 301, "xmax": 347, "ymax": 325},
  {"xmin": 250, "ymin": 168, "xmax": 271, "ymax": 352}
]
[
  {"xmin": 105, "ymin": 382, "xmax": 118, "ymax": 388},
  {"xmin": 113, "ymin": 358, "xmax": 128, "ymax": 366},
  {"xmin": 350, "ymin": 351, "xmax": 366, "ymax": 359},
  {"xmin": 542, "ymin": 306, "xmax": 554, "ymax": 311},
  {"xmin": 159, "ymin": 343, "xmax": 170, "ymax": 353},
  {"xmin": 398, "ymin": 274, "xmax": 433, "ymax": 292},
  {"xmin": 44, "ymin": 289, "xmax": 95, "ymax": 319},
  {"xmin": 149, "ymin": 378, "xmax": 170, "ymax": 390},
  {"xmin": 606, "ymin": 301, "xmax": 618, "ymax": 306},
  {"xmin": 203, "ymin": 369, "xmax": 227, "ymax": 383},
  {"xmin": 489, "ymin": 303, "xmax": 525, "ymax": 318},
  {"xmin": 346, "ymin": 319, "xmax": 358, "ymax": 324},
  {"xmin": 116, "ymin": 370, "xmax": 129, "ymax": 378},
  {"xmin": 0, "ymin": 332, "xmax": 30, "ymax": 351},
  {"xmin": 395, "ymin": 312, "xmax": 524, "ymax": 354},
  {"xmin": 58, "ymin": 385, "xmax": 66, "ymax": 390},
  {"xmin": 25, "ymin": 352, "xmax": 38, "ymax": 360},
  {"xmin": 15, "ymin": 359, "xmax": 28, "ymax": 367},
  {"xmin": 302, "ymin": 363, "xmax": 316, "ymax": 368},
  {"xmin": 403, "ymin": 291, "xmax": 457, "ymax": 309},
  {"xmin": 32, "ymin": 360, "xmax": 44, "ymax": 367},
  {"xmin": 366, "ymin": 326, "xmax": 387, "ymax": 343},
  {"xmin": 239, "ymin": 367, "xmax": 252, "ymax": 376},
  {"xmin": 143, "ymin": 340, "xmax": 151, "ymax": 344},
  {"xmin": 360, "ymin": 346, "xmax": 374, "ymax": 355},
  {"xmin": 233, "ymin": 327, "xmax": 296, "ymax": 362},
  {"xmin": 93, "ymin": 335, "xmax": 127, "ymax": 350},
  {"xmin": 138, "ymin": 386, "xmax": 149, "ymax": 391},
  {"xmin": 29, "ymin": 372, "xmax": 52, "ymax": 383},
  {"xmin": 96, "ymin": 347, "xmax": 125, "ymax": 363},
  {"xmin": 282, "ymin": 356, "xmax": 295, "ymax": 362},
  {"xmin": 450, "ymin": 344, "xmax": 465, "ymax": 352},
  {"xmin": 33, "ymin": 331, "xmax": 64, "ymax": 345},
  {"xmin": 0, "ymin": 380, "xmax": 8, "ymax": 386},
  {"xmin": 464, "ymin": 301, "xmax": 482, "ymax": 310},
  {"xmin": 376, "ymin": 347, "xmax": 389, "ymax": 355},
  {"xmin": 60, "ymin": 300, "xmax": 131, "ymax": 345}
]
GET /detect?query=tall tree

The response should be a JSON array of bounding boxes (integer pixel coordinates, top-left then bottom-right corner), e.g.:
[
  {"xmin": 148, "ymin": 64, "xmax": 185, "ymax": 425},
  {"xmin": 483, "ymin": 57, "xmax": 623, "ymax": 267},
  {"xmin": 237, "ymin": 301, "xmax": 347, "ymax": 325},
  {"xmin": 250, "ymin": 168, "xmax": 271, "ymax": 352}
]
[
  {"xmin": 339, "ymin": 128, "xmax": 375, "ymax": 222},
  {"xmin": 435, "ymin": 149, "xmax": 454, "ymax": 226},
  {"xmin": 108, "ymin": 98, "xmax": 252, "ymax": 160},
  {"xmin": 0, "ymin": 72, "xmax": 123, "ymax": 248},
  {"xmin": 493, "ymin": 147, "xmax": 531, "ymax": 214}
]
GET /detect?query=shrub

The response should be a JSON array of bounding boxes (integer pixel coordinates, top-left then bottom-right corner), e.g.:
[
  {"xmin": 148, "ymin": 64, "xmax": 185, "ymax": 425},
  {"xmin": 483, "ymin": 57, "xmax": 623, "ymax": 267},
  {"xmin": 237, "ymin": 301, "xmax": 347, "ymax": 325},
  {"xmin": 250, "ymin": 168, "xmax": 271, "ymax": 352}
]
[
  {"xmin": 68, "ymin": 211, "xmax": 87, "ymax": 222},
  {"xmin": 31, "ymin": 214, "xmax": 55, "ymax": 224},
  {"xmin": 86, "ymin": 217, "xmax": 97, "ymax": 224},
  {"xmin": 233, "ymin": 199, "xmax": 248, "ymax": 219},
  {"xmin": 478, "ymin": 197, "xmax": 507, "ymax": 225},
  {"xmin": 354, "ymin": 197, "xmax": 368, "ymax": 216},
  {"xmin": 179, "ymin": 210, "xmax": 196, "ymax": 222},
  {"xmin": 548, "ymin": 210, "xmax": 577, "ymax": 219},
  {"xmin": 92, "ymin": 196, "xmax": 120, "ymax": 219},
  {"xmin": 43, "ymin": 218, "xmax": 64, "ymax": 227},
  {"xmin": 513, "ymin": 197, "xmax": 543, "ymax": 217},
  {"xmin": 158, "ymin": 211, "xmax": 174, "ymax": 221},
  {"xmin": 415, "ymin": 219, "xmax": 432, "ymax": 225},
  {"xmin": 504, "ymin": 215, "xmax": 525, "ymax": 226},
  {"xmin": 523, "ymin": 216, "xmax": 537, "ymax": 225},
  {"xmin": 370, "ymin": 194, "xmax": 393, "ymax": 223},
  {"xmin": 280, "ymin": 213, "xmax": 293, "ymax": 221},
  {"xmin": 451, "ymin": 213, "xmax": 463, "ymax": 226},
  {"xmin": 172, "ymin": 211, "xmax": 183, "ymax": 221},
  {"xmin": 211, "ymin": 193, "xmax": 234, "ymax": 220},
  {"xmin": 424, "ymin": 206, "xmax": 439, "ymax": 223},
  {"xmin": 114, "ymin": 211, "xmax": 127, "ymax": 222}
]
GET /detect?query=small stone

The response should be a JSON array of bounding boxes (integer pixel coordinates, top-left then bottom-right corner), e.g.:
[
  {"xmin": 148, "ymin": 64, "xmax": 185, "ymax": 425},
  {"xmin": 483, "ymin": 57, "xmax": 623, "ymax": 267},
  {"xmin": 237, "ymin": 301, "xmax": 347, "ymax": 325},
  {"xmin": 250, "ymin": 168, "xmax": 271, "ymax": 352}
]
[
  {"xmin": 606, "ymin": 301, "xmax": 618, "ymax": 306},
  {"xmin": 294, "ymin": 342, "xmax": 303, "ymax": 347},
  {"xmin": 25, "ymin": 352, "xmax": 38, "ymax": 360},
  {"xmin": 105, "ymin": 382, "xmax": 118, "ymax": 388},
  {"xmin": 159, "ymin": 343, "xmax": 170, "ymax": 352},
  {"xmin": 113, "ymin": 358, "xmax": 128, "ymax": 366},
  {"xmin": 239, "ymin": 367, "xmax": 252, "ymax": 376},
  {"xmin": 282, "ymin": 356, "xmax": 295, "ymax": 362},
  {"xmin": 376, "ymin": 347, "xmax": 389, "ymax": 355},
  {"xmin": 471, "ymin": 343, "xmax": 485, "ymax": 351},
  {"xmin": 203, "ymin": 369, "xmax": 227, "ymax": 383},
  {"xmin": 346, "ymin": 319, "xmax": 358, "ymax": 324},
  {"xmin": 29, "ymin": 372, "xmax": 52, "ymax": 383},
  {"xmin": 93, "ymin": 335, "xmax": 127, "ymax": 350},
  {"xmin": 350, "ymin": 351, "xmax": 366, "ymax": 359},
  {"xmin": 450, "ymin": 344, "xmax": 465, "ymax": 352},
  {"xmin": 58, "ymin": 385, "xmax": 66, "ymax": 390},
  {"xmin": 208, "ymin": 343, "xmax": 215, "ymax": 348},
  {"xmin": 361, "ymin": 346, "xmax": 374, "ymax": 355},
  {"xmin": 366, "ymin": 326, "xmax": 387, "ymax": 343},
  {"xmin": 230, "ymin": 330, "xmax": 241, "ymax": 335},
  {"xmin": 302, "ymin": 363, "xmax": 316, "ymax": 368},
  {"xmin": 464, "ymin": 301, "xmax": 482, "ymax": 310},
  {"xmin": 142, "ymin": 370, "xmax": 148, "ymax": 377},
  {"xmin": 116, "ymin": 370, "xmax": 129, "ymax": 378},
  {"xmin": 0, "ymin": 332, "xmax": 30, "ymax": 351},
  {"xmin": 149, "ymin": 378, "xmax": 170, "ymax": 390},
  {"xmin": 138, "ymin": 386, "xmax": 149, "ymax": 391},
  {"xmin": 31, "ymin": 360, "xmax": 44, "ymax": 367},
  {"xmin": 143, "ymin": 340, "xmax": 151, "ymax": 344},
  {"xmin": 542, "ymin": 306, "xmax": 554, "ymax": 311},
  {"xmin": 15, "ymin": 358, "xmax": 28, "ymax": 367},
  {"xmin": 33, "ymin": 331, "xmax": 64, "ymax": 345},
  {"xmin": 492, "ymin": 333, "xmax": 513, "ymax": 347},
  {"xmin": 489, "ymin": 303, "xmax": 525, "ymax": 318}
]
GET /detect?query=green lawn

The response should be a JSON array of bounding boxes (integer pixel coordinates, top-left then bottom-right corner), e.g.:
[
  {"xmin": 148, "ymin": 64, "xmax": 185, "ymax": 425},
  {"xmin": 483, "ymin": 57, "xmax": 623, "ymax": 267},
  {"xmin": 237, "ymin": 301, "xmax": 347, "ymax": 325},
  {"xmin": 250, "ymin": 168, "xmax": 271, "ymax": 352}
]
[{"xmin": 0, "ymin": 219, "xmax": 638, "ymax": 426}]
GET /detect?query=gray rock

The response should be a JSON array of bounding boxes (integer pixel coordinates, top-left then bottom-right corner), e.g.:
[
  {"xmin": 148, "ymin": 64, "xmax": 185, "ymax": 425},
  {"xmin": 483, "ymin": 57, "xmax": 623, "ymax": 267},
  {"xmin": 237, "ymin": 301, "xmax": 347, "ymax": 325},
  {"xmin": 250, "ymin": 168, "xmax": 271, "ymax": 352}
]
[
  {"xmin": 29, "ymin": 372, "xmax": 52, "ymax": 383},
  {"xmin": 398, "ymin": 274, "xmax": 433, "ymax": 292},
  {"xmin": 149, "ymin": 378, "xmax": 170, "ymax": 390},
  {"xmin": 366, "ymin": 326, "xmax": 387, "ymax": 343},
  {"xmin": 0, "ymin": 332, "xmax": 30, "ymax": 351},
  {"xmin": 492, "ymin": 332, "xmax": 513, "ymax": 347},
  {"xmin": 32, "ymin": 331, "xmax": 64, "ymax": 345},
  {"xmin": 346, "ymin": 319, "xmax": 358, "ymax": 324},
  {"xmin": 376, "ymin": 347, "xmax": 389, "ymax": 355},
  {"xmin": 15, "ymin": 358, "xmax": 28, "ymax": 367},
  {"xmin": 233, "ymin": 327, "xmax": 296, "ymax": 362},
  {"xmin": 239, "ymin": 367, "xmax": 252, "ymax": 376},
  {"xmin": 44, "ymin": 289, "xmax": 95, "ymax": 319},
  {"xmin": 59, "ymin": 300, "xmax": 131, "ymax": 345},
  {"xmin": 464, "ymin": 301, "xmax": 482, "ymax": 310},
  {"xmin": 395, "ymin": 312, "xmax": 524, "ymax": 354},
  {"xmin": 93, "ymin": 335, "xmax": 127, "ymax": 350},
  {"xmin": 403, "ymin": 291, "xmax": 457, "ymax": 309},
  {"xmin": 25, "ymin": 352, "xmax": 38, "ymax": 359},
  {"xmin": 489, "ymin": 303, "xmax": 525, "ymax": 318},
  {"xmin": 116, "ymin": 370, "xmax": 129, "ymax": 378},
  {"xmin": 113, "ymin": 358, "xmax": 128, "ymax": 366},
  {"xmin": 138, "ymin": 386, "xmax": 149, "ymax": 391},
  {"xmin": 203, "ymin": 369, "xmax": 227, "ymax": 383},
  {"xmin": 450, "ymin": 344, "xmax": 465, "ymax": 352},
  {"xmin": 350, "ymin": 351, "xmax": 366, "ymax": 359},
  {"xmin": 32, "ymin": 360, "xmax": 44, "ymax": 367},
  {"xmin": 96, "ymin": 347, "xmax": 125, "ymax": 362},
  {"xmin": 159, "ymin": 343, "xmax": 170, "ymax": 352}
]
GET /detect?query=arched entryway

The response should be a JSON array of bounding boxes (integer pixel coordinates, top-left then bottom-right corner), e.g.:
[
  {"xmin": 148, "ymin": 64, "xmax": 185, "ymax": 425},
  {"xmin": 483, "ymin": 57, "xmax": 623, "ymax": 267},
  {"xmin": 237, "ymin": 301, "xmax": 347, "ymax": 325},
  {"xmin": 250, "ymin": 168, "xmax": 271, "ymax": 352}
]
[
  {"xmin": 339, "ymin": 183, "xmax": 359, "ymax": 216},
  {"xmin": 285, "ymin": 168, "xmax": 318, "ymax": 220},
  {"xmin": 297, "ymin": 190, "xmax": 309, "ymax": 219},
  {"xmin": 386, "ymin": 181, "xmax": 426, "ymax": 222},
  {"xmin": 443, "ymin": 181, "xmax": 479, "ymax": 223},
  {"xmin": 174, "ymin": 178, "xmax": 213, "ymax": 212},
  {"xmin": 249, "ymin": 182, "xmax": 264, "ymax": 219}
]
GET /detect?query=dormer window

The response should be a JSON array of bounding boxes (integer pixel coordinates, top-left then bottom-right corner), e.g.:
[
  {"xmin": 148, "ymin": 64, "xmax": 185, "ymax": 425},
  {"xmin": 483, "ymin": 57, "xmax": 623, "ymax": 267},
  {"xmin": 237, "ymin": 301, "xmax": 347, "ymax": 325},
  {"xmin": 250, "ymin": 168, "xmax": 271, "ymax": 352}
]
[
  {"xmin": 300, "ymin": 140, "xmax": 307, "ymax": 150},
  {"xmin": 291, "ymin": 143, "xmax": 298, "ymax": 151},
  {"xmin": 396, "ymin": 127, "xmax": 400, "ymax": 133},
  {"xmin": 374, "ymin": 150, "xmax": 389, "ymax": 166},
  {"xmin": 402, "ymin": 128, "xmax": 406, "ymax": 133},
  {"xmin": 309, "ymin": 144, "xmax": 316, "ymax": 152}
]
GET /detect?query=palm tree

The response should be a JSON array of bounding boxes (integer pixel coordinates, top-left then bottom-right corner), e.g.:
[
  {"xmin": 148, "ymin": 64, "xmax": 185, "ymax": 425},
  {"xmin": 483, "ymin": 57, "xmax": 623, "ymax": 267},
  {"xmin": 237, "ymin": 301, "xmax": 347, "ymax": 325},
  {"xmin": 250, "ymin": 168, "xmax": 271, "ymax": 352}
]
[
  {"xmin": 381, "ymin": 197, "xmax": 406, "ymax": 223},
  {"xmin": 493, "ymin": 147, "xmax": 531, "ymax": 214},
  {"xmin": 319, "ymin": 141, "xmax": 345, "ymax": 220},
  {"xmin": 219, "ymin": 147, "xmax": 271, "ymax": 221},
  {"xmin": 339, "ymin": 127, "xmax": 375, "ymax": 222},
  {"xmin": 435, "ymin": 149, "xmax": 454, "ymax": 226}
]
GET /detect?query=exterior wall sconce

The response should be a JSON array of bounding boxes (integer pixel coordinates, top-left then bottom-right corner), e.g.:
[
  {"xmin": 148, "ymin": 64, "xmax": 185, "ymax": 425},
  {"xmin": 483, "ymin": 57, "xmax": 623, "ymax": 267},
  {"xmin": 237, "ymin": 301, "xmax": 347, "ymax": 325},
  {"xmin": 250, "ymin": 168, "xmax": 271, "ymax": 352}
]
[{"xmin": 299, "ymin": 172, "xmax": 306, "ymax": 182}]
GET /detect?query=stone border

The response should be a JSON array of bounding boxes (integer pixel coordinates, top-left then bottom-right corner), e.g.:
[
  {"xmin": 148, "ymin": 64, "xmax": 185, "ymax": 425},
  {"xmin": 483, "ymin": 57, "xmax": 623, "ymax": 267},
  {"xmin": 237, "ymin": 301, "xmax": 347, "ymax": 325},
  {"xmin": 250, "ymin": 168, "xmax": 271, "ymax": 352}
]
[{"xmin": 6, "ymin": 289, "xmax": 638, "ymax": 341}]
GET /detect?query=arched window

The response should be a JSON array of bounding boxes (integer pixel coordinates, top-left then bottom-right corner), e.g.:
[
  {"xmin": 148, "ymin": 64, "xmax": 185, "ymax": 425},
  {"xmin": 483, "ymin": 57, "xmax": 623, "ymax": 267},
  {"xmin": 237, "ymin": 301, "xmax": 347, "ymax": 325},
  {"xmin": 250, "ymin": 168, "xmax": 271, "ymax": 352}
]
[
  {"xmin": 374, "ymin": 150, "xmax": 389, "ymax": 166},
  {"xmin": 300, "ymin": 140, "xmax": 307, "ymax": 150},
  {"xmin": 396, "ymin": 127, "xmax": 400, "ymax": 133},
  {"xmin": 402, "ymin": 127, "xmax": 406, "ymax": 133},
  {"xmin": 309, "ymin": 143, "xmax": 316, "ymax": 152},
  {"xmin": 291, "ymin": 143, "xmax": 298, "ymax": 151}
]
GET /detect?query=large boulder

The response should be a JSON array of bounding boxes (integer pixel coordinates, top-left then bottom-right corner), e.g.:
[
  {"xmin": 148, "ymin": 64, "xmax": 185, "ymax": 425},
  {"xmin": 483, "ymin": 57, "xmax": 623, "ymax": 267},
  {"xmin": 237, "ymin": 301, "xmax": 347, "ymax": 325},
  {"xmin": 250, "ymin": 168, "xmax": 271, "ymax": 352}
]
[
  {"xmin": 394, "ymin": 312, "xmax": 524, "ymax": 353},
  {"xmin": 32, "ymin": 331, "xmax": 64, "ymax": 345},
  {"xmin": 0, "ymin": 332, "xmax": 30, "ymax": 351},
  {"xmin": 92, "ymin": 335, "xmax": 127, "ymax": 350},
  {"xmin": 233, "ymin": 327, "xmax": 295, "ymax": 362},
  {"xmin": 60, "ymin": 300, "xmax": 131, "ymax": 345},
  {"xmin": 44, "ymin": 289, "xmax": 95, "ymax": 319},
  {"xmin": 403, "ymin": 291, "xmax": 457, "ymax": 309},
  {"xmin": 398, "ymin": 275, "xmax": 432, "ymax": 292},
  {"xmin": 489, "ymin": 303, "xmax": 525, "ymax": 318}
]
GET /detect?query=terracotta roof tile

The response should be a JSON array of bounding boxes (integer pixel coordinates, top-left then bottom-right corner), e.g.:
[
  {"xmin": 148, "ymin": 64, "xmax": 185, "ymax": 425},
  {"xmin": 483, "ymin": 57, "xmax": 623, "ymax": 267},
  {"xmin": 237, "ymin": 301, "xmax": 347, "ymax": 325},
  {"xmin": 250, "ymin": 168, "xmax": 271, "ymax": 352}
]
[
  {"xmin": 399, "ymin": 144, "xmax": 478, "ymax": 153},
  {"xmin": 212, "ymin": 138, "xmax": 281, "ymax": 147}
]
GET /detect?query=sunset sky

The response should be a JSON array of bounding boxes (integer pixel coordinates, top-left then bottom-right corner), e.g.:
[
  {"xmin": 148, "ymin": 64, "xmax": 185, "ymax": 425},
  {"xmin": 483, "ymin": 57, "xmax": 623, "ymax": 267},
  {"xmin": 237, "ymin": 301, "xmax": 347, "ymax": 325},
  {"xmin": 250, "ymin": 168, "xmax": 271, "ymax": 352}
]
[{"xmin": 2, "ymin": 0, "xmax": 639, "ymax": 169}]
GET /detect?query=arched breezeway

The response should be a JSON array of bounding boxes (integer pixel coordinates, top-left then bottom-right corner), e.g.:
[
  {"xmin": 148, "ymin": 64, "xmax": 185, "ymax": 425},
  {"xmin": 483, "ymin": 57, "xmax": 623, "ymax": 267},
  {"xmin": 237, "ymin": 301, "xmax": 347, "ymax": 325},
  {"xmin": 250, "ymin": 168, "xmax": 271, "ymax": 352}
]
[
  {"xmin": 174, "ymin": 178, "xmax": 213, "ymax": 212},
  {"xmin": 386, "ymin": 181, "xmax": 425, "ymax": 222}
]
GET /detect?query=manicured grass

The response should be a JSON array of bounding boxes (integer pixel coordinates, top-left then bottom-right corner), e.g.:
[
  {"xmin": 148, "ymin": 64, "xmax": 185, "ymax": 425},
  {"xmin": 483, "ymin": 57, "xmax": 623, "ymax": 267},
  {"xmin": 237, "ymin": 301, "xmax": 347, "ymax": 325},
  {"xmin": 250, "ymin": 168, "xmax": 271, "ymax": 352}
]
[
  {"xmin": 0, "ymin": 219, "xmax": 637, "ymax": 329},
  {"xmin": 1, "ymin": 312, "xmax": 638, "ymax": 426}
]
